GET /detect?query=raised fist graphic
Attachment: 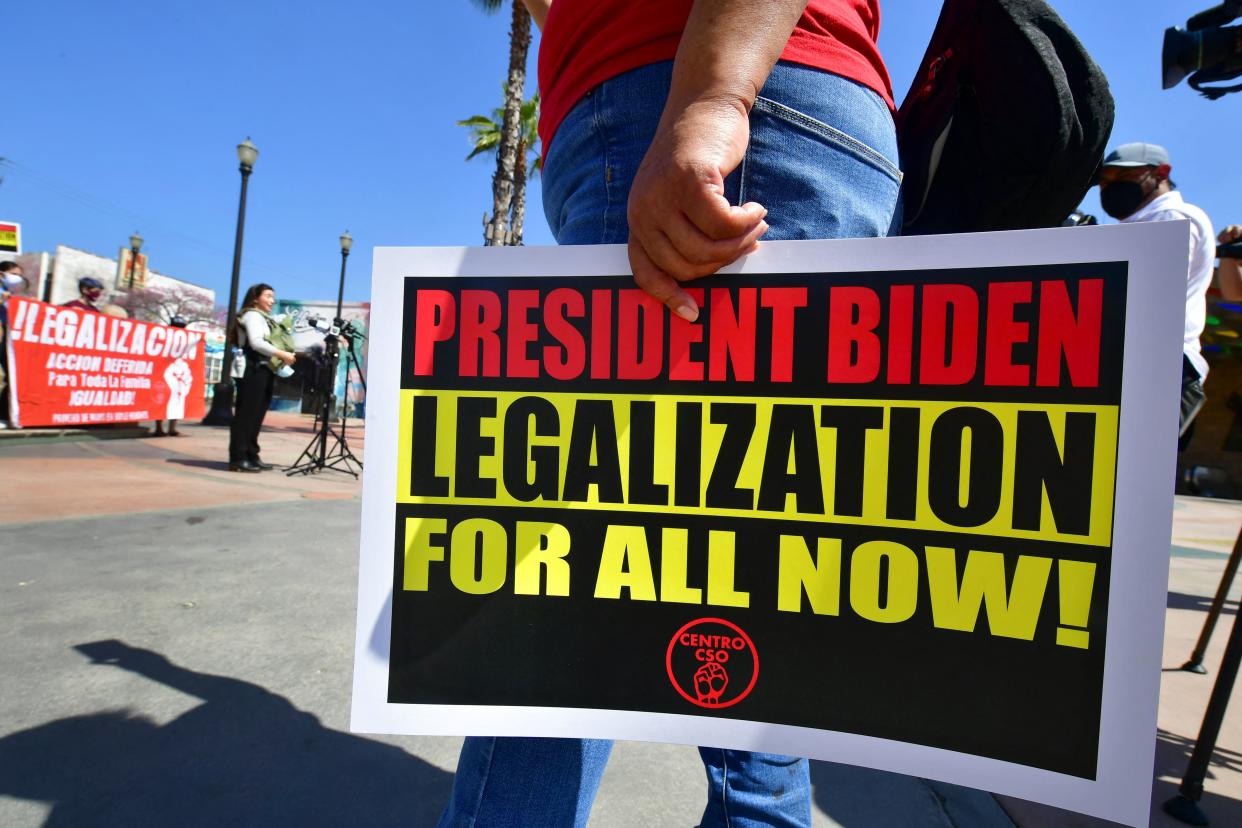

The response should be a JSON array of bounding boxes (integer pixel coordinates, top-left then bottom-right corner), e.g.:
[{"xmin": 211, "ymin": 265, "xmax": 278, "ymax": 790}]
[{"xmin": 694, "ymin": 661, "xmax": 729, "ymax": 705}]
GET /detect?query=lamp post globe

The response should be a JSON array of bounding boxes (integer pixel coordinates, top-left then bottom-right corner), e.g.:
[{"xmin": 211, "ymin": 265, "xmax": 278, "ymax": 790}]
[
  {"xmin": 335, "ymin": 230, "xmax": 352, "ymax": 324},
  {"xmin": 203, "ymin": 137, "xmax": 259, "ymax": 425},
  {"xmin": 237, "ymin": 137, "xmax": 259, "ymax": 170}
]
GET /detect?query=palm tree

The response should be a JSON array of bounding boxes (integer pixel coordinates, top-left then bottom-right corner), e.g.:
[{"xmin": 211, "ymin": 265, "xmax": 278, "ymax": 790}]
[
  {"xmin": 459, "ymin": 90, "xmax": 540, "ymax": 244},
  {"xmin": 469, "ymin": 0, "xmax": 532, "ymax": 246}
]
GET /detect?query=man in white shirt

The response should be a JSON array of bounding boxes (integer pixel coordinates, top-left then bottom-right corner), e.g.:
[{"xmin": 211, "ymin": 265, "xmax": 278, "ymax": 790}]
[{"xmin": 1098, "ymin": 142, "xmax": 1216, "ymax": 441}]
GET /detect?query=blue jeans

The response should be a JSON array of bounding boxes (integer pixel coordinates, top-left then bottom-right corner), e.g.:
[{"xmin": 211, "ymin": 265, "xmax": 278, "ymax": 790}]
[
  {"xmin": 544, "ymin": 60, "xmax": 902, "ymax": 243},
  {"xmin": 439, "ymin": 60, "xmax": 900, "ymax": 828}
]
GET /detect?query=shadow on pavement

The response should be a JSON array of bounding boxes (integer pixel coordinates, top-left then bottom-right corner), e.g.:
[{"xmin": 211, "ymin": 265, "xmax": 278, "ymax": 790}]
[
  {"xmin": 1167, "ymin": 590, "xmax": 1238, "ymax": 613},
  {"xmin": 164, "ymin": 458, "xmax": 234, "ymax": 472},
  {"xmin": 0, "ymin": 640, "xmax": 451, "ymax": 826},
  {"xmin": 1152, "ymin": 727, "xmax": 1242, "ymax": 826},
  {"xmin": 810, "ymin": 760, "xmax": 978, "ymax": 827}
]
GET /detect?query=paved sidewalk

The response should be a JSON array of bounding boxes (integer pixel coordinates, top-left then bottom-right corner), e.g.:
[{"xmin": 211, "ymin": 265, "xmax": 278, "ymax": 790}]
[
  {"xmin": 0, "ymin": 412, "xmax": 364, "ymax": 524},
  {"xmin": 2, "ymin": 417, "xmax": 1241, "ymax": 826}
]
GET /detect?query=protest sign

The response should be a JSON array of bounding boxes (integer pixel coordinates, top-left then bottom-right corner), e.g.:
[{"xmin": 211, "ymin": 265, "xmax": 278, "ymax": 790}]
[
  {"xmin": 5, "ymin": 296, "xmax": 206, "ymax": 426},
  {"xmin": 353, "ymin": 223, "xmax": 1188, "ymax": 826},
  {"xmin": 0, "ymin": 221, "xmax": 20, "ymax": 254}
]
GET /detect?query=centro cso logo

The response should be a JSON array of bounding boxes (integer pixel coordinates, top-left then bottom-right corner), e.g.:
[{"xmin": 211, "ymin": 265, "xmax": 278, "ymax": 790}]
[{"xmin": 665, "ymin": 617, "xmax": 759, "ymax": 709}]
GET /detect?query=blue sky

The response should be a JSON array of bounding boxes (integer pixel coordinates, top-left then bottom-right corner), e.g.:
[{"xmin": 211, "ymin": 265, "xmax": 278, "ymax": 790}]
[{"xmin": 3, "ymin": 1, "xmax": 1238, "ymax": 304}]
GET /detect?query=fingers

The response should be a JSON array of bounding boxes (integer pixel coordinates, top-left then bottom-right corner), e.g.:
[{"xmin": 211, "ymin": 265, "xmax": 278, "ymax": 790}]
[
  {"xmin": 639, "ymin": 221, "xmax": 768, "ymax": 288},
  {"xmin": 629, "ymin": 240, "xmax": 700, "ymax": 322},
  {"xmin": 1220, "ymin": 225, "xmax": 1242, "ymax": 244},
  {"xmin": 683, "ymin": 190, "xmax": 768, "ymax": 240},
  {"xmin": 629, "ymin": 192, "xmax": 768, "ymax": 277},
  {"xmin": 663, "ymin": 209, "xmax": 769, "ymax": 268},
  {"xmin": 628, "ymin": 224, "xmax": 767, "ymax": 323}
]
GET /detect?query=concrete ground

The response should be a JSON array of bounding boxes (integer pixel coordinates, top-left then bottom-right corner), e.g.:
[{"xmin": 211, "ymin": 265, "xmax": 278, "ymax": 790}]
[{"xmin": 1, "ymin": 414, "xmax": 1239, "ymax": 827}]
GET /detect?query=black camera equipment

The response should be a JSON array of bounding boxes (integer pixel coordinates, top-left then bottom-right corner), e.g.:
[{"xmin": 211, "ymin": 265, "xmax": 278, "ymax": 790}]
[
  {"xmin": 285, "ymin": 319, "xmax": 364, "ymax": 478},
  {"xmin": 1061, "ymin": 211, "xmax": 1099, "ymax": 227},
  {"xmin": 1163, "ymin": 1, "xmax": 1242, "ymax": 99},
  {"xmin": 1219, "ymin": 241, "xmax": 1242, "ymax": 258}
]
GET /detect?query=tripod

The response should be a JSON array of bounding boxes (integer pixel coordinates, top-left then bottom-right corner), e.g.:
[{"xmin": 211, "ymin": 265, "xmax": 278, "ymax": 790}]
[
  {"xmin": 1163, "ymin": 522, "xmax": 1242, "ymax": 825},
  {"xmin": 285, "ymin": 329, "xmax": 363, "ymax": 477},
  {"xmin": 287, "ymin": 233, "xmax": 363, "ymax": 477}
]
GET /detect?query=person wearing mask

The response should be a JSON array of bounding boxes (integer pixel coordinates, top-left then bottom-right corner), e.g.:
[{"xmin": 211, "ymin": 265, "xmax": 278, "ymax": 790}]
[
  {"xmin": 153, "ymin": 316, "xmax": 191, "ymax": 437},
  {"xmin": 61, "ymin": 277, "xmax": 105, "ymax": 312},
  {"xmin": 228, "ymin": 284, "xmax": 295, "ymax": 472},
  {"xmin": 1097, "ymin": 142, "xmax": 1215, "ymax": 440},
  {"xmin": 0, "ymin": 261, "xmax": 29, "ymax": 429},
  {"xmin": 438, "ymin": 1, "xmax": 900, "ymax": 826}
]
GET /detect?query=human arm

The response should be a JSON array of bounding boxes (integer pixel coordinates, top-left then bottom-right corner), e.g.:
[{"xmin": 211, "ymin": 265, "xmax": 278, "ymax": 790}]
[
  {"xmin": 627, "ymin": 0, "xmax": 808, "ymax": 321},
  {"xmin": 521, "ymin": 0, "xmax": 551, "ymax": 30},
  {"xmin": 1218, "ymin": 225, "xmax": 1242, "ymax": 301},
  {"xmin": 240, "ymin": 311, "xmax": 295, "ymax": 365}
]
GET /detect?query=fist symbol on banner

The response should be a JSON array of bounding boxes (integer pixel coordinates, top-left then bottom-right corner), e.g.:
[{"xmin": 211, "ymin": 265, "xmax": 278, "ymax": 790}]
[
  {"xmin": 667, "ymin": 618, "xmax": 757, "ymax": 709},
  {"xmin": 694, "ymin": 662, "xmax": 729, "ymax": 705}
]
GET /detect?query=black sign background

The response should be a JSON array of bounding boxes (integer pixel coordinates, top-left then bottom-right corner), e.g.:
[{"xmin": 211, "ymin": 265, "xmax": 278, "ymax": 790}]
[{"xmin": 388, "ymin": 264, "xmax": 1126, "ymax": 780}]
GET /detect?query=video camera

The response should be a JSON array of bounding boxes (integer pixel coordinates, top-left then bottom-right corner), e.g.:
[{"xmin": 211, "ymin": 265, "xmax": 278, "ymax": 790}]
[{"xmin": 1163, "ymin": 1, "xmax": 1242, "ymax": 99}]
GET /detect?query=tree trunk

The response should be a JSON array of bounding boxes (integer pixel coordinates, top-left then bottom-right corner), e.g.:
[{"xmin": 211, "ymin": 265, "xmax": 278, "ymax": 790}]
[
  {"xmin": 511, "ymin": 140, "xmax": 527, "ymax": 245},
  {"xmin": 485, "ymin": 0, "xmax": 531, "ymax": 246}
]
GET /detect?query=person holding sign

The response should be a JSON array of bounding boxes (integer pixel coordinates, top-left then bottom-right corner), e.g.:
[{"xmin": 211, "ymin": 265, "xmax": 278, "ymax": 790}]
[
  {"xmin": 438, "ymin": 1, "xmax": 899, "ymax": 826},
  {"xmin": 228, "ymin": 283, "xmax": 296, "ymax": 473},
  {"xmin": 154, "ymin": 316, "xmax": 191, "ymax": 437},
  {"xmin": 0, "ymin": 261, "xmax": 29, "ymax": 429}
]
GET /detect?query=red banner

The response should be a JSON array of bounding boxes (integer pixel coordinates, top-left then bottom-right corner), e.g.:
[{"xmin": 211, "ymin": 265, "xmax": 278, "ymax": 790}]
[{"xmin": 5, "ymin": 296, "xmax": 207, "ymax": 427}]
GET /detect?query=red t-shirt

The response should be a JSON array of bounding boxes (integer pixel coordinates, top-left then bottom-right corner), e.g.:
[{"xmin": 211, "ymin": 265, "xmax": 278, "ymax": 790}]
[{"xmin": 538, "ymin": 0, "xmax": 893, "ymax": 154}]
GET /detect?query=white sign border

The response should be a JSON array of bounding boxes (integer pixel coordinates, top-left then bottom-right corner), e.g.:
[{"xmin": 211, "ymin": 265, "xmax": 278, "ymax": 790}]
[{"xmin": 353, "ymin": 222, "xmax": 1188, "ymax": 827}]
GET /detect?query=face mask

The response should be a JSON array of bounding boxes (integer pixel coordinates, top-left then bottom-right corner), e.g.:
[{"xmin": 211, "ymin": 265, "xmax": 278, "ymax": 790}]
[{"xmin": 1099, "ymin": 179, "xmax": 1149, "ymax": 219}]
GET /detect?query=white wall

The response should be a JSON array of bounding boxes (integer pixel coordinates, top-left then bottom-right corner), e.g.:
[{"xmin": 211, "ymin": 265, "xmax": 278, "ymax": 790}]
[
  {"xmin": 48, "ymin": 245, "xmax": 116, "ymax": 305},
  {"xmin": 47, "ymin": 244, "xmax": 214, "ymax": 310}
]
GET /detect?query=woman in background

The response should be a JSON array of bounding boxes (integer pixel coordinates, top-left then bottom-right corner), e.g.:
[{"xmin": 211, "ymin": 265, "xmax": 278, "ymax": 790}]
[{"xmin": 228, "ymin": 283, "xmax": 295, "ymax": 472}]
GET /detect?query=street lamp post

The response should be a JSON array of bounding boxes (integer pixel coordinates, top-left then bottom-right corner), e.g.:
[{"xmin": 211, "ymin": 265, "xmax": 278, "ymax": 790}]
[
  {"xmin": 203, "ymin": 137, "xmax": 259, "ymax": 425},
  {"xmin": 127, "ymin": 232, "xmax": 143, "ymax": 290},
  {"xmin": 335, "ymin": 230, "xmax": 352, "ymax": 325}
]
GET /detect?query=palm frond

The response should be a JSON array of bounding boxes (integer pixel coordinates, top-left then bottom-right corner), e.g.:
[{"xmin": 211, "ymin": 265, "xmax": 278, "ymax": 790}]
[{"xmin": 465, "ymin": 134, "xmax": 500, "ymax": 160}]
